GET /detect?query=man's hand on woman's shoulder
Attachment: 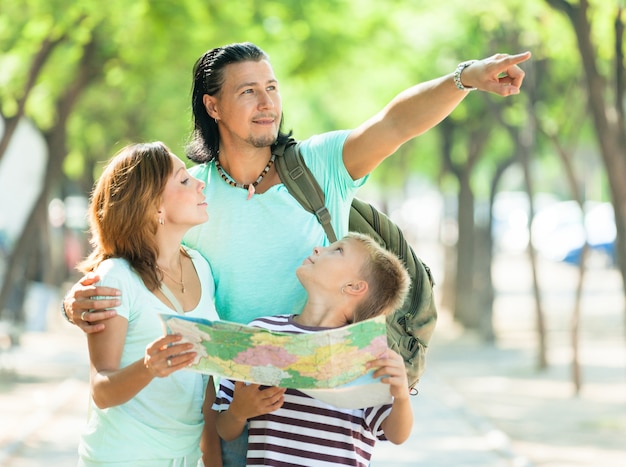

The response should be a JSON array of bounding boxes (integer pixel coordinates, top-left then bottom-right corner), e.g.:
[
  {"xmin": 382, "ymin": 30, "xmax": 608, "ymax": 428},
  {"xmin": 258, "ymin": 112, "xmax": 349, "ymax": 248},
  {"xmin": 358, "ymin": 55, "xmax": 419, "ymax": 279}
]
[{"xmin": 63, "ymin": 273, "xmax": 120, "ymax": 333}]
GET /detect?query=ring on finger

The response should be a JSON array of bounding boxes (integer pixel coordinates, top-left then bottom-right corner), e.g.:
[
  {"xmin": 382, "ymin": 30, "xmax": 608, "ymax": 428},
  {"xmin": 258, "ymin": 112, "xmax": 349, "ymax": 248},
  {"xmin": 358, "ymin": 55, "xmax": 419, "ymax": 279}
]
[
  {"xmin": 166, "ymin": 358, "xmax": 172, "ymax": 367},
  {"xmin": 81, "ymin": 311, "xmax": 88, "ymax": 321}
]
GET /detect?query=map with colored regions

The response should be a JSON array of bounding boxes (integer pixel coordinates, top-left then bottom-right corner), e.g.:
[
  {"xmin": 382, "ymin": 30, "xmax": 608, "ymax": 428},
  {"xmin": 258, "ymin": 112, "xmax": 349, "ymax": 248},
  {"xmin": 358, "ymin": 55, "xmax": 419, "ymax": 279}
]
[{"xmin": 159, "ymin": 314, "xmax": 392, "ymax": 409}]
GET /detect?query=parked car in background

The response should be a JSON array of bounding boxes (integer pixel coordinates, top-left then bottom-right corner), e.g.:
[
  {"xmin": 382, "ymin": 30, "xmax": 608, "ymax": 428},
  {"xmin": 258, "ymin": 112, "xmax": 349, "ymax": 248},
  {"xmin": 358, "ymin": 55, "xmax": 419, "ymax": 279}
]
[
  {"xmin": 491, "ymin": 191, "xmax": 558, "ymax": 254},
  {"xmin": 531, "ymin": 201, "xmax": 616, "ymax": 266},
  {"xmin": 491, "ymin": 192, "xmax": 616, "ymax": 267}
]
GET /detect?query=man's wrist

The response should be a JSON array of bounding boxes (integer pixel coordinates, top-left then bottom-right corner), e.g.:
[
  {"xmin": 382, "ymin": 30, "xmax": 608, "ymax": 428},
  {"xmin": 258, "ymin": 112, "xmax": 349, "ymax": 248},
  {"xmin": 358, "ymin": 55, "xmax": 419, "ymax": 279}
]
[
  {"xmin": 453, "ymin": 60, "xmax": 478, "ymax": 91},
  {"xmin": 61, "ymin": 295, "xmax": 73, "ymax": 323}
]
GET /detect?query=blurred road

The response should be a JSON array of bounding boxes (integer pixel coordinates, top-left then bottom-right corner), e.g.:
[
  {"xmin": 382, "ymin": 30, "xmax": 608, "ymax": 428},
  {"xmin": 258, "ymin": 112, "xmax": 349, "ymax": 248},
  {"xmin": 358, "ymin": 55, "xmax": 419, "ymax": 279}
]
[{"xmin": 1, "ymin": 253, "xmax": 625, "ymax": 466}]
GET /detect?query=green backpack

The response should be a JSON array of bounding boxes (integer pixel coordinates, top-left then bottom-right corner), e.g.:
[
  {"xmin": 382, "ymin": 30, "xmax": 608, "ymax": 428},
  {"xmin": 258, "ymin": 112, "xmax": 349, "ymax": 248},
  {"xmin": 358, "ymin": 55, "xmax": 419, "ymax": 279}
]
[{"xmin": 273, "ymin": 138, "xmax": 437, "ymax": 389}]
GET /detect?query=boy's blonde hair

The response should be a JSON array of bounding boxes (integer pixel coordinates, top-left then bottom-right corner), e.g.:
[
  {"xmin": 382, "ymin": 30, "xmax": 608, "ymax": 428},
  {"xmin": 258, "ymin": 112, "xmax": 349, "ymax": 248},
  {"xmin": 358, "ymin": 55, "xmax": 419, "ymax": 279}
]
[{"xmin": 347, "ymin": 232, "xmax": 410, "ymax": 323}]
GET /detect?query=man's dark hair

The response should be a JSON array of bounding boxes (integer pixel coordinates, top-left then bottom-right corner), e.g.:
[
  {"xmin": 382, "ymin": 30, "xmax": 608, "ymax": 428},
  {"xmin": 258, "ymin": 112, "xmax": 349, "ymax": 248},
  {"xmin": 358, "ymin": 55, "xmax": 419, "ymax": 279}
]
[{"xmin": 186, "ymin": 42, "xmax": 291, "ymax": 163}]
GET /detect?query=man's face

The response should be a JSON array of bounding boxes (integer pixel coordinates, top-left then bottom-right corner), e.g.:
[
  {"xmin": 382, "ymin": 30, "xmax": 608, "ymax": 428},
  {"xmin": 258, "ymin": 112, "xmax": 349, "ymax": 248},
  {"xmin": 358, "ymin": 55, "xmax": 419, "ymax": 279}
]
[{"xmin": 207, "ymin": 59, "xmax": 282, "ymax": 149}]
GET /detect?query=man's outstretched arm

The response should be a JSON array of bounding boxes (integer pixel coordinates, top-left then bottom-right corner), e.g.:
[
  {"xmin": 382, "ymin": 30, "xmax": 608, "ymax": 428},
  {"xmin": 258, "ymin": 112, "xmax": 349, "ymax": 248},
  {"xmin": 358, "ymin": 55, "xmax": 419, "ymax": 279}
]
[{"xmin": 343, "ymin": 51, "xmax": 532, "ymax": 180}]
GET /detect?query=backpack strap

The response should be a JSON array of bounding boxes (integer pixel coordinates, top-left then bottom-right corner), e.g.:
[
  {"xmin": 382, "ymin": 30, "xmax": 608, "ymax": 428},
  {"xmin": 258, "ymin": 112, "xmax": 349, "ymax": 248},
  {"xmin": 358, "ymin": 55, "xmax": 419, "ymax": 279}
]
[{"xmin": 273, "ymin": 140, "xmax": 338, "ymax": 243}]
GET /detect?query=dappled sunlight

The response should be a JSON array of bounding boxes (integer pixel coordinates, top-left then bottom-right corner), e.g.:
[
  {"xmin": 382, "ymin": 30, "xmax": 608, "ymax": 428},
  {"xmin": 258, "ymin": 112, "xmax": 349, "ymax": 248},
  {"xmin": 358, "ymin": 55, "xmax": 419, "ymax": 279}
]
[
  {"xmin": 427, "ymin": 248, "xmax": 626, "ymax": 467},
  {"xmin": 512, "ymin": 441, "xmax": 626, "ymax": 467}
]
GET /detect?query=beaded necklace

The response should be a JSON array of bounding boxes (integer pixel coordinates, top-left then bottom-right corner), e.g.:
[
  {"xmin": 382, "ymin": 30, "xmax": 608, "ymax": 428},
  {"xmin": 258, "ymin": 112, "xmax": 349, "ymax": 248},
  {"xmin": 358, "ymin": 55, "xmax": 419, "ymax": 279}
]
[{"xmin": 215, "ymin": 154, "xmax": 276, "ymax": 200}]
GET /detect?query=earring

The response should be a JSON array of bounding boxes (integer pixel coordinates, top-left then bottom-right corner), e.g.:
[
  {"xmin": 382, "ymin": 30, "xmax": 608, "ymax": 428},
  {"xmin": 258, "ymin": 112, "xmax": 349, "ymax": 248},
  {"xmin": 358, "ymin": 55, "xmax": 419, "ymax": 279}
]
[
  {"xmin": 159, "ymin": 218, "xmax": 164, "ymax": 225},
  {"xmin": 341, "ymin": 286, "xmax": 346, "ymax": 295},
  {"xmin": 214, "ymin": 118, "xmax": 219, "ymax": 124}
]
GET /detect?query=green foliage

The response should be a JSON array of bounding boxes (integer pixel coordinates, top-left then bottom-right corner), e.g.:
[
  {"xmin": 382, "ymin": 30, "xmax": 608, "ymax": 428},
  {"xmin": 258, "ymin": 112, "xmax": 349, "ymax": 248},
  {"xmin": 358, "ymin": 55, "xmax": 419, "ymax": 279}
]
[{"xmin": 0, "ymin": 0, "xmax": 606, "ymax": 201}]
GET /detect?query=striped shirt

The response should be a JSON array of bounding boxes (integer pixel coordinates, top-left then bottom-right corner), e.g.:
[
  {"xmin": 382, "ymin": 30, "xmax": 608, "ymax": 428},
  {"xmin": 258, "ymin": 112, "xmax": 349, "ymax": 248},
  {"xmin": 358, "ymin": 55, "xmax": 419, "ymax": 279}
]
[{"xmin": 212, "ymin": 314, "xmax": 392, "ymax": 466}]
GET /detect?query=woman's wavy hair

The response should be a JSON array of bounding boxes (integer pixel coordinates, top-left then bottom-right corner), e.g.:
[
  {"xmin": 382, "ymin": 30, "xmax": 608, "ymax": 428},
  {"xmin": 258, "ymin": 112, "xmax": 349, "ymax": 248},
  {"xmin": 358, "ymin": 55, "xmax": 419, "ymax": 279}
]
[
  {"xmin": 77, "ymin": 142, "xmax": 177, "ymax": 291},
  {"xmin": 186, "ymin": 42, "xmax": 291, "ymax": 163}
]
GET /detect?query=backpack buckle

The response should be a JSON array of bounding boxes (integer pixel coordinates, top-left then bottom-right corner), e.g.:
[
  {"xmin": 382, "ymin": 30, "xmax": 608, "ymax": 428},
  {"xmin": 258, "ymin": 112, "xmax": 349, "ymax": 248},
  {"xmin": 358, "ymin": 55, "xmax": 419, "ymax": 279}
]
[
  {"xmin": 314, "ymin": 207, "xmax": 331, "ymax": 225},
  {"xmin": 289, "ymin": 166, "xmax": 304, "ymax": 180}
]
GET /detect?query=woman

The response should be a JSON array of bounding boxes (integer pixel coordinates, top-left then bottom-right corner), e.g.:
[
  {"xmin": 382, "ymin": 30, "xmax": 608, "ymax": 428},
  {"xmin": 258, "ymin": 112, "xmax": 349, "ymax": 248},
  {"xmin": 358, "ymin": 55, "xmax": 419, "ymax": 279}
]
[{"xmin": 77, "ymin": 142, "xmax": 219, "ymax": 466}]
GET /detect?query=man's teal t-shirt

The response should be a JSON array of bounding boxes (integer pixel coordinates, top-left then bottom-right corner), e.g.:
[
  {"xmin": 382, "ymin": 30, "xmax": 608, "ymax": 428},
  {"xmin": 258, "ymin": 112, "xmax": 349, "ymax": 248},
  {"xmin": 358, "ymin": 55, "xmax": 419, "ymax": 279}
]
[{"xmin": 184, "ymin": 129, "xmax": 366, "ymax": 324}]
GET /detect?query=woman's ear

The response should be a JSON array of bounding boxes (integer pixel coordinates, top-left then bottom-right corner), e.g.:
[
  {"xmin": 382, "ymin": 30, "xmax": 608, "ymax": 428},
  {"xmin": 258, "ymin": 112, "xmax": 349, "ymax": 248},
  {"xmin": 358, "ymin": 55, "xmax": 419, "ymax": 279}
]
[{"xmin": 203, "ymin": 94, "xmax": 219, "ymax": 120}]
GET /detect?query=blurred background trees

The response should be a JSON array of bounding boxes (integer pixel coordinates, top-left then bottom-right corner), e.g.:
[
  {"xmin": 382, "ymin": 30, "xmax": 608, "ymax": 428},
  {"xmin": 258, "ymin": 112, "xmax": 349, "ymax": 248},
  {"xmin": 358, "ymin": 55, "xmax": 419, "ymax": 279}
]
[{"xmin": 0, "ymin": 0, "xmax": 622, "ymax": 392}]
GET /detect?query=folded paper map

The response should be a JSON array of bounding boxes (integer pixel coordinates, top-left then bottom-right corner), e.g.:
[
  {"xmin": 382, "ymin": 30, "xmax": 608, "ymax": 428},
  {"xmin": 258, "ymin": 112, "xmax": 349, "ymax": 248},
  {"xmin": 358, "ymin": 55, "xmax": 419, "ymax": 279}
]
[{"xmin": 159, "ymin": 314, "xmax": 392, "ymax": 409}]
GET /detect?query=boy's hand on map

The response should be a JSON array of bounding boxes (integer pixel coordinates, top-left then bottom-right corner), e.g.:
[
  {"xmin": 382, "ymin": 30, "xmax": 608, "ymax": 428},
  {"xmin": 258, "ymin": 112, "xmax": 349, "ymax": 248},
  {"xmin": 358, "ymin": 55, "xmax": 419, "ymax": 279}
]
[
  {"xmin": 229, "ymin": 382, "xmax": 286, "ymax": 420},
  {"xmin": 367, "ymin": 349, "xmax": 410, "ymax": 401}
]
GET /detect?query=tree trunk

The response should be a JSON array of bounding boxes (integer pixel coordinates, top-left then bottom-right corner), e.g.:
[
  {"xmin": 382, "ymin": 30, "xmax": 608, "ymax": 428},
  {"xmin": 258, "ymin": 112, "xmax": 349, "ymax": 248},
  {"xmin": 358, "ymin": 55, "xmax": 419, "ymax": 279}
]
[
  {"xmin": 546, "ymin": 0, "xmax": 626, "ymax": 372},
  {"xmin": 486, "ymin": 156, "xmax": 518, "ymax": 343},
  {"xmin": 0, "ymin": 33, "xmax": 67, "ymax": 163},
  {"xmin": 537, "ymin": 127, "xmax": 591, "ymax": 392},
  {"xmin": 520, "ymin": 136, "xmax": 548, "ymax": 370},
  {"xmin": 439, "ymin": 119, "xmax": 491, "ymax": 330},
  {"xmin": 455, "ymin": 173, "xmax": 475, "ymax": 327},
  {"xmin": 0, "ymin": 37, "xmax": 100, "ymax": 322},
  {"xmin": 473, "ymin": 222, "xmax": 494, "ymax": 341}
]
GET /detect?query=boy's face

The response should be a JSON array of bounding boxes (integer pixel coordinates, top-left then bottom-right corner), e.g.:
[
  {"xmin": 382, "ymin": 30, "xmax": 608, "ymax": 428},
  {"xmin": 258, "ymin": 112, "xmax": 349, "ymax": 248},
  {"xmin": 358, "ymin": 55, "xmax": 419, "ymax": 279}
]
[{"xmin": 297, "ymin": 238, "xmax": 367, "ymax": 294}]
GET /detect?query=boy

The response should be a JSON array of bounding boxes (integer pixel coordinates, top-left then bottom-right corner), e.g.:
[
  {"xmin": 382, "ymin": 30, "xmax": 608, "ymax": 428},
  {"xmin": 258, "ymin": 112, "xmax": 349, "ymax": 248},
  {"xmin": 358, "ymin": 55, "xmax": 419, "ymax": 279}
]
[{"xmin": 213, "ymin": 232, "xmax": 413, "ymax": 466}]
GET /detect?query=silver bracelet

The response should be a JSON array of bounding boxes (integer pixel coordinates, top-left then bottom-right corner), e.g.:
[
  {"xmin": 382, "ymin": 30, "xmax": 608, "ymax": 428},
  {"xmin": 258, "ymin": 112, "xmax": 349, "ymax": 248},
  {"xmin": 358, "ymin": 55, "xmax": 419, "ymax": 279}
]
[
  {"xmin": 61, "ymin": 294, "xmax": 73, "ymax": 323},
  {"xmin": 453, "ymin": 60, "xmax": 478, "ymax": 91}
]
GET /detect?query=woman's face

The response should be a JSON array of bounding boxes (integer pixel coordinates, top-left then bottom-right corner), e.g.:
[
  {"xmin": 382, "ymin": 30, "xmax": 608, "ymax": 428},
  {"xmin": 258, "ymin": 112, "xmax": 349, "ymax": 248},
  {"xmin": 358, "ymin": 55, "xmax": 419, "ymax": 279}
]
[{"xmin": 160, "ymin": 154, "xmax": 208, "ymax": 228}]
